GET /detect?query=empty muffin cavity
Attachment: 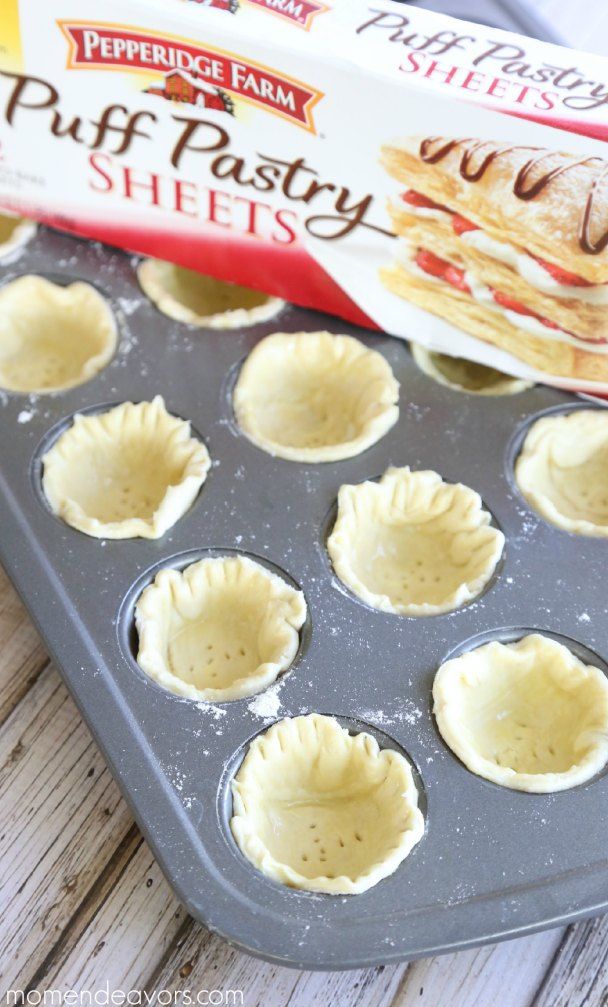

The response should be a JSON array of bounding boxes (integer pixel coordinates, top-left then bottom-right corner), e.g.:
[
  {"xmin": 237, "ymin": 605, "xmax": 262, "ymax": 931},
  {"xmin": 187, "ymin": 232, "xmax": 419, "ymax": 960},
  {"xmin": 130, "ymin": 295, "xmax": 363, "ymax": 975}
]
[
  {"xmin": 412, "ymin": 344, "xmax": 532, "ymax": 395},
  {"xmin": 327, "ymin": 467, "xmax": 504, "ymax": 616},
  {"xmin": 0, "ymin": 214, "xmax": 36, "ymax": 259},
  {"xmin": 230, "ymin": 714, "xmax": 424, "ymax": 894},
  {"xmin": 433, "ymin": 634, "xmax": 608, "ymax": 792},
  {"xmin": 138, "ymin": 258, "xmax": 284, "ymax": 328},
  {"xmin": 233, "ymin": 331, "xmax": 399, "ymax": 462},
  {"xmin": 42, "ymin": 396, "xmax": 210, "ymax": 539},
  {"xmin": 0, "ymin": 275, "xmax": 117, "ymax": 393},
  {"xmin": 515, "ymin": 409, "xmax": 608, "ymax": 537},
  {"xmin": 135, "ymin": 555, "xmax": 306, "ymax": 702}
]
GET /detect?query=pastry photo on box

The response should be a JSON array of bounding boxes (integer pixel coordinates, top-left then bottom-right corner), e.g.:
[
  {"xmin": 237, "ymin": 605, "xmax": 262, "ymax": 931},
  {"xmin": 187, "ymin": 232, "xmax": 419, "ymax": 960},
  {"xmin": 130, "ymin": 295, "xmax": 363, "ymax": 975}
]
[{"xmin": 379, "ymin": 136, "xmax": 608, "ymax": 383}]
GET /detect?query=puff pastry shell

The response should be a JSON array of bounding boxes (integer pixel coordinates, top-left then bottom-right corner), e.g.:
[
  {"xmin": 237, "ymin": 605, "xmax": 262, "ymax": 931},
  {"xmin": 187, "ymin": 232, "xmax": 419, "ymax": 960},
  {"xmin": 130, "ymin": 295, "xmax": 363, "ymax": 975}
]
[
  {"xmin": 135, "ymin": 555, "xmax": 306, "ymax": 702},
  {"xmin": 231, "ymin": 714, "xmax": 424, "ymax": 894},
  {"xmin": 327, "ymin": 467, "xmax": 504, "ymax": 616},
  {"xmin": 411, "ymin": 344, "xmax": 532, "ymax": 395},
  {"xmin": 0, "ymin": 213, "xmax": 36, "ymax": 258},
  {"xmin": 234, "ymin": 331, "xmax": 399, "ymax": 462},
  {"xmin": 516, "ymin": 409, "xmax": 608, "ymax": 537},
  {"xmin": 42, "ymin": 396, "xmax": 210, "ymax": 539},
  {"xmin": 0, "ymin": 275, "xmax": 116, "ymax": 393},
  {"xmin": 138, "ymin": 258, "xmax": 283, "ymax": 328},
  {"xmin": 433, "ymin": 635, "xmax": 608, "ymax": 792}
]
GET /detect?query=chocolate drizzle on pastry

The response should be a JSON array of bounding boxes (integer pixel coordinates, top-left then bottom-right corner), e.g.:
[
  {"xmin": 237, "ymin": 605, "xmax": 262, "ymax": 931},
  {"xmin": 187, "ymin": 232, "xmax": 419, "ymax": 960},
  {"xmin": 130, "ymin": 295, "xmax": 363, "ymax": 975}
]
[
  {"xmin": 580, "ymin": 166, "xmax": 608, "ymax": 254},
  {"xmin": 419, "ymin": 137, "xmax": 608, "ymax": 256}
]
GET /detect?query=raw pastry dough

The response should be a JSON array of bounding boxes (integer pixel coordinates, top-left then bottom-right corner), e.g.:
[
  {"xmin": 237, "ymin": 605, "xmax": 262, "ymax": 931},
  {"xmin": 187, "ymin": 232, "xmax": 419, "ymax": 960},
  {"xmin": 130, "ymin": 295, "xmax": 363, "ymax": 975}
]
[
  {"xmin": 42, "ymin": 396, "xmax": 210, "ymax": 539},
  {"xmin": 0, "ymin": 213, "xmax": 36, "ymax": 258},
  {"xmin": 137, "ymin": 258, "xmax": 284, "ymax": 328},
  {"xmin": 327, "ymin": 467, "xmax": 504, "ymax": 616},
  {"xmin": 411, "ymin": 344, "xmax": 532, "ymax": 395},
  {"xmin": 233, "ymin": 331, "xmax": 399, "ymax": 462},
  {"xmin": 0, "ymin": 275, "xmax": 117, "ymax": 393},
  {"xmin": 231, "ymin": 714, "xmax": 424, "ymax": 894},
  {"xmin": 515, "ymin": 409, "xmax": 608, "ymax": 537},
  {"xmin": 135, "ymin": 555, "xmax": 306, "ymax": 702},
  {"xmin": 433, "ymin": 634, "xmax": 608, "ymax": 793}
]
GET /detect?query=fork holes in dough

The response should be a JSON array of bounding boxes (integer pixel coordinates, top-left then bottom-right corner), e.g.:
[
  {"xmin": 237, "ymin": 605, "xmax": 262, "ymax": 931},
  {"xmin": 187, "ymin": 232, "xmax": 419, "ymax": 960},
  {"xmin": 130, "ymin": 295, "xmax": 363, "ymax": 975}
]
[
  {"xmin": 40, "ymin": 397, "xmax": 210, "ymax": 539},
  {"xmin": 133, "ymin": 552, "xmax": 307, "ymax": 703},
  {"xmin": 434, "ymin": 630, "xmax": 608, "ymax": 792},
  {"xmin": 229, "ymin": 714, "xmax": 425, "ymax": 894},
  {"xmin": 233, "ymin": 331, "xmax": 399, "ymax": 462},
  {"xmin": 326, "ymin": 467, "xmax": 504, "ymax": 616},
  {"xmin": 0, "ymin": 274, "xmax": 117, "ymax": 394}
]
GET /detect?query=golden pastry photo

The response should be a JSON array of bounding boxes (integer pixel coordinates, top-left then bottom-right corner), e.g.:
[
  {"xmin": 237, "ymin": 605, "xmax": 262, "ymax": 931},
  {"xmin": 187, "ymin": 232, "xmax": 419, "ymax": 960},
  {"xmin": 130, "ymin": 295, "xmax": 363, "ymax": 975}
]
[{"xmin": 381, "ymin": 136, "xmax": 608, "ymax": 383}]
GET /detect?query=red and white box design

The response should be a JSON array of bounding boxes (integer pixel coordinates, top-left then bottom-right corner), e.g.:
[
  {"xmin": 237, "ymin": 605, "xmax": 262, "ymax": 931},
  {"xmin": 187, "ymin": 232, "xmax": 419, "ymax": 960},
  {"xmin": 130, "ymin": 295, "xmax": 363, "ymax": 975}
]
[{"xmin": 2, "ymin": 0, "xmax": 608, "ymax": 390}]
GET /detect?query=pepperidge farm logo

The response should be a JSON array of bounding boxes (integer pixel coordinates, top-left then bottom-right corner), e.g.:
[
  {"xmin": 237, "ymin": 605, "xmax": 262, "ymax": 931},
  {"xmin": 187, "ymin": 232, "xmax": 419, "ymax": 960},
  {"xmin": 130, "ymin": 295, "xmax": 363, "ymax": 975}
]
[
  {"xmin": 245, "ymin": 0, "xmax": 329, "ymax": 30},
  {"xmin": 59, "ymin": 22, "xmax": 323, "ymax": 130},
  {"xmin": 184, "ymin": 0, "xmax": 329, "ymax": 30}
]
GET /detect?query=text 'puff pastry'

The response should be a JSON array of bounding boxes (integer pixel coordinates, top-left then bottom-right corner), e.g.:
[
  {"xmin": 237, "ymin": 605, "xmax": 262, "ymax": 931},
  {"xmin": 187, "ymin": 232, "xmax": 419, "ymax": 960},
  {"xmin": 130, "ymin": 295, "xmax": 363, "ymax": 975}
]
[
  {"xmin": 138, "ymin": 258, "xmax": 284, "ymax": 329},
  {"xmin": 516, "ymin": 409, "xmax": 608, "ymax": 537},
  {"xmin": 231, "ymin": 714, "xmax": 424, "ymax": 894},
  {"xmin": 135, "ymin": 555, "xmax": 306, "ymax": 702},
  {"xmin": 327, "ymin": 467, "xmax": 504, "ymax": 616},
  {"xmin": 233, "ymin": 331, "xmax": 399, "ymax": 462},
  {"xmin": 411, "ymin": 344, "xmax": 532, "ymax": 396},
  {"xmin": 0, "ymin": 275, "xmax": 117, "ymax": 393},
  {"xmin": 433, "ymin": 635, "xmax": 608, "ymax": 793},
  {"xmin": 42, "ymin": 396, "xmax": 210, "ymax": 539}
]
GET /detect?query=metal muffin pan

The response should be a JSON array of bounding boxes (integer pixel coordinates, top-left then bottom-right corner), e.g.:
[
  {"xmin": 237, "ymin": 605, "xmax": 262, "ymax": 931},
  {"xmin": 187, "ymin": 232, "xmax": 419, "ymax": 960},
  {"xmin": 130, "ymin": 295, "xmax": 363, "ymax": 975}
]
[{"xmin": 2, "ymin": 224, "xmax": 608, "ymax": 969}]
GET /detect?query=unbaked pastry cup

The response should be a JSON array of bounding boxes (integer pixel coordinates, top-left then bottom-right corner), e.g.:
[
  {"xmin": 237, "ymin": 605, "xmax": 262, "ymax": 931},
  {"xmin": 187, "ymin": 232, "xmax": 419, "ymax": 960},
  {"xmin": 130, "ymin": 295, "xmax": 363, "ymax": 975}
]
[
  {"xmin": 0, "ymin": 275, "xmax": 117, "ymax": 393},
  {"xmin": 515, "ymin": 409, "xmax": 608, "ymax": 537},
  {"xmin": 138, "ymin": 258, "xmax": 284, "ymax": 329},
  {"xmin": 327, "ymin": 467, "xmax": 504, "ymax": 616},
  {"xmin": 233, "ymin": 331, "xmax": 400, "ymax": 462},
  {"xmin": 433, "ymin": 634, "xmax": 608, "ymax": 793},
  {"xmin": 231, "ymin": 714, "xmax": 424, "ymax": 894},
  {"xmin": 42, "ymin": 396, "xmax": 210, "ymax": 539},
  {"xmin": 411, "ymin": 344, "xmax": 532, "ymax": 396},
  {"xmin": 0, "ymin": 213, "xmax": 36, "ymax": 259},
  {"xmin": 135, "ymin": 555, "xmax": 306, "ymax": 702}
]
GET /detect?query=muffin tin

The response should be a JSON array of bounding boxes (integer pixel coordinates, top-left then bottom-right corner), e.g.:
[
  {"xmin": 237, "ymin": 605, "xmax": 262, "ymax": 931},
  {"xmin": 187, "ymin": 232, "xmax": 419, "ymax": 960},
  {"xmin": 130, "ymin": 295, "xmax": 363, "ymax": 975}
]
[{"xmin": 2, "ymin": 223, "xmax": 608, "ymax": 969}]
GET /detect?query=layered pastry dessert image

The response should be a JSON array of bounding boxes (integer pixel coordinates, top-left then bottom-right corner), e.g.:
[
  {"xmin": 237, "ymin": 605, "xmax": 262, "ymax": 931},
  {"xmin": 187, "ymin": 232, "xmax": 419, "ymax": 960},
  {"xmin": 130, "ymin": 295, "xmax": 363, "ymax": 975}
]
[{"xmin": 380, "ymin": 137, "xmax": 608, "ymax": 382}]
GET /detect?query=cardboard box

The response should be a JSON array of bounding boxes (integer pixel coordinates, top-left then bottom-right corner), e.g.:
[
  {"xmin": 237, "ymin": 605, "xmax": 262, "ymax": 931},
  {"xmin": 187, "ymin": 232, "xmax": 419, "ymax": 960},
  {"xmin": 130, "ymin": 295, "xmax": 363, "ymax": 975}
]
[{"xmin": 2, "ymin": 0, "xmax": 608, "ymax": 389}]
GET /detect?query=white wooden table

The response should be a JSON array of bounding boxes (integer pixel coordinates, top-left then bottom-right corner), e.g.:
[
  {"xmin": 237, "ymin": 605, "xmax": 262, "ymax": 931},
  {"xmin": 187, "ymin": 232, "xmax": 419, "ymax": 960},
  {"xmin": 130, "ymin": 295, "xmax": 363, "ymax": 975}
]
[{"xmin": 2, "ymin": 3, "xmax": 608, "ymax": 1003}]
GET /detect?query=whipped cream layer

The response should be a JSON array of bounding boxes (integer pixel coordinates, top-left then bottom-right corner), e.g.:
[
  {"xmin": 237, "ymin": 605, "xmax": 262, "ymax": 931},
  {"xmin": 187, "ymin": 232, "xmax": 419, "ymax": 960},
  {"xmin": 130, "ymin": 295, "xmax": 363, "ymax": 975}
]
[{"xmin": 395, "ymin": 198, "xmax": 608, "ymax": 305}]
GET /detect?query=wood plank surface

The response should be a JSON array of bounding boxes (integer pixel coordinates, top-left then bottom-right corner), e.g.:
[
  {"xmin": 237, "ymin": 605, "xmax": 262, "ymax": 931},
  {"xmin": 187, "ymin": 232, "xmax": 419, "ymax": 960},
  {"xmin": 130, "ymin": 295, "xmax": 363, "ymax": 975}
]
[
  {"xmin": 0, "ymin": 664, "xmax": 134, "ymax": 991},
  {"xmin": 2, "ymin": 3, "xmax": 608, "ymax": 1004},
  {"xmin": 0, "ymin": 566, "xmax": 49, "ymax": 725}
]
